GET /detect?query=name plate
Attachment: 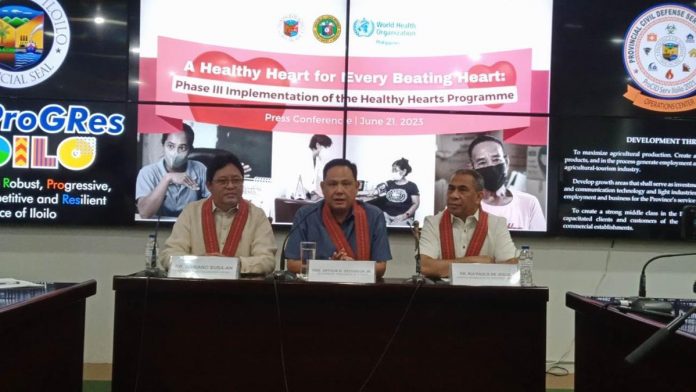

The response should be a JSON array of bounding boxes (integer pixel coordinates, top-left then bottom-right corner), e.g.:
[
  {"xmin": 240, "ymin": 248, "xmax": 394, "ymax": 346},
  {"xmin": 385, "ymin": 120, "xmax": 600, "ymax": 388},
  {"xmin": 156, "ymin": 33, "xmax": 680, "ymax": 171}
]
[
  {"xmin": 450, "ymin": 263, "xmax": 519, "ymax": 286},
  {"xmin": 167, "ymin": 255, "xmax": 240, "ymax": 280},
  {"xmin": 307, "ymin": 259, "xmax": 376, "ymax": 284}
]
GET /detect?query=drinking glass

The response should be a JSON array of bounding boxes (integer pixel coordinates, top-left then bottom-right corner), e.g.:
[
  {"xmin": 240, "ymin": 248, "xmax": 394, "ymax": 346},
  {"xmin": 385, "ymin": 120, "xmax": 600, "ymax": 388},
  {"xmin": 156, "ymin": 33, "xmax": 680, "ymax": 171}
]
[{"xmin": 299, "ymin": 241, "xmax": 317, "ymax": 279}]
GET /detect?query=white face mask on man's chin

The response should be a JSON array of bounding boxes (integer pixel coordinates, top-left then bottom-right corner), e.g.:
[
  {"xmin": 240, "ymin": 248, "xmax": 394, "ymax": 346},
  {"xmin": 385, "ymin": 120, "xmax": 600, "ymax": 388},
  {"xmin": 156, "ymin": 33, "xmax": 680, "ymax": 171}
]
[{"xmin": 165, "ymin": 153, "xmax": 188, "ymax": 171}]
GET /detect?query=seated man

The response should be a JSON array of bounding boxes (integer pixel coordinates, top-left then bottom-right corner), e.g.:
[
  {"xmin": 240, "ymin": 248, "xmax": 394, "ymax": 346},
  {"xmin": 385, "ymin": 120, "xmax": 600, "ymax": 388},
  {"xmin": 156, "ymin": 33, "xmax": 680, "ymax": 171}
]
[
  {"xmin": 160, "ymin": 153, "xmax": 276, "ymax": 274},
  {"xmin": 136, "ymin": 124, "xmax": 209, "ymax": 218},
  {"xmin": 419, "ymin": 169, "xmax": 516, "ymax": 279},
  {"xmin": 286, "ymin": 159, "xmax": 391, "ymax": 278}
]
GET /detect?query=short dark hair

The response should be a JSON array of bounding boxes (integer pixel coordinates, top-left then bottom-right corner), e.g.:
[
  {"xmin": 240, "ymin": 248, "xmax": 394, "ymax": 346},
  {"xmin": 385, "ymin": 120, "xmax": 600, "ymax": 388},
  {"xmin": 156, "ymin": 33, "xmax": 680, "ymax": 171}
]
[
  {"xmin": 451, "ymin": 169, "xmax": 485, "ymax": 192},
  {"xmin": 206, "ymin": 152, "xmax": 244, "ymax": 183},
  {"xmin": 392, "ymin": 157, "xmax": 412, "ymax": 175},
  {"xmin": 323, "ymin": 158, "xmax": 357, "ymax": 181},
  {"xmin": 467, "ymin": 134, "xmax": 505, "ymax": 161},
  {"xmin": 161, "ymin": 123, "xmax": 195, "ymax": 147},
  {"xmin": 309, "ymin": 134, "xmax": 333, "ymax": 149}
]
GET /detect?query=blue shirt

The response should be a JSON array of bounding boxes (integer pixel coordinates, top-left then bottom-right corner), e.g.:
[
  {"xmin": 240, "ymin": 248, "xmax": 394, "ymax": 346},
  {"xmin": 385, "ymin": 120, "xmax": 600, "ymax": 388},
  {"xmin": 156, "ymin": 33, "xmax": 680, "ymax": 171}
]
[{"xmin": 285, "ymin": 201, "xmax": 392, "ymax": 261}]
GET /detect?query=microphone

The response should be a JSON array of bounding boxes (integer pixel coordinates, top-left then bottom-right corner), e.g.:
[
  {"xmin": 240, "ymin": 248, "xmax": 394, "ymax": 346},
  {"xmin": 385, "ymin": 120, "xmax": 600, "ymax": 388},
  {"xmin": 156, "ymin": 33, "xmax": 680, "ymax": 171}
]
[
  {"xmin": 268, "ymin": 205, "xmax": 319, "ymax": 281},
  {"xmin": 611, "ymin": 296, "xmax": 675, "ymax": 322},
  {"xmin": 638, "ymin": 252, "xmax": 696, "ymax": 297},
  {"xmin": 405, "ymin": 220, "xmax": 434, "ymax": 284},
  {"xmin": 412, "ymin": 220, "xmax": 421, "ymax": 272},
  {"xmin": 625, "ymin": 304, "xmax": 696, "ymax": 365},
  {"xmin": 144, "ymin": 198, "xmax": 166, "ymax": 277},
  {"xmin": 272, "ymin": 229, "xmax": 297, "ymax": 281}
]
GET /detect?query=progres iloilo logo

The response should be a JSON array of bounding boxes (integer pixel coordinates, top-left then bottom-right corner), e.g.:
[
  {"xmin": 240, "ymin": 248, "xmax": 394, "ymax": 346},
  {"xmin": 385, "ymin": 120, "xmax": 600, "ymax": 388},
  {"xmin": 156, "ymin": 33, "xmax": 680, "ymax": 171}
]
[{"xmin": 0, "ymin": 0, "xmax": 70, "ymax": 88}]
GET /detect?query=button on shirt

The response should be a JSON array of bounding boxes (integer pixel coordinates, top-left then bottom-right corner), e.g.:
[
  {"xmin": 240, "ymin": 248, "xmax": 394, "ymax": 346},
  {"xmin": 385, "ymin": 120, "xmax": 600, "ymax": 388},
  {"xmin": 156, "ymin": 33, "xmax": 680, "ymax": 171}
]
[
  {"xmin": 419, "ymin": 209, "xmax": 516, "ymax": 261},
  {"xmin": 452, "ymin": 212, "xmax": 482, "ymax": 257},
  {"xmin": 213, "ymin": 203, "xmax": 238, "ymax": 250}
]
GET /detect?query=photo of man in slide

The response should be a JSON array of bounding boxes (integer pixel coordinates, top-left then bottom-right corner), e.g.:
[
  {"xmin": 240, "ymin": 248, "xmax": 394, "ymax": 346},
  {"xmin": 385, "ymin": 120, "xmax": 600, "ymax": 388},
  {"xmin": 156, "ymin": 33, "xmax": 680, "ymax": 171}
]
[
  {"xmin": 469, "ymin": 135, "xmax": 546, "ymax": 231},
  {"xmin": 135, "ymin": 124, "xmax": 209, "ymax": 219}
]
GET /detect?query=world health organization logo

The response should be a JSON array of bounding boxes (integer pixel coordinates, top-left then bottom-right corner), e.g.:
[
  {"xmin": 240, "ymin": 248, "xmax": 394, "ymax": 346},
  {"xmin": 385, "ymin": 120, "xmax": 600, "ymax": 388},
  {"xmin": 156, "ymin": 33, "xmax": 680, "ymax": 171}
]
[
  {"xmin": 0, "ymin": 0, "xmax": 70, "ymax": 89},
  {"xmin": 353, "ymin": 18, "xmax": 374, "ymax": 37}
]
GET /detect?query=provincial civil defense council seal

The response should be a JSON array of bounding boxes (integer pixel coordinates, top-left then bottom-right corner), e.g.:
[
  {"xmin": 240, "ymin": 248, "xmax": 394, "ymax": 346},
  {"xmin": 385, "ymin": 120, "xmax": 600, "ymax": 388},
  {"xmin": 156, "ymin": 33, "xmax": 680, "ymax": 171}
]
[{"xmin": 0, "ymin": 0, "xmax": 70, "ymax": 89}]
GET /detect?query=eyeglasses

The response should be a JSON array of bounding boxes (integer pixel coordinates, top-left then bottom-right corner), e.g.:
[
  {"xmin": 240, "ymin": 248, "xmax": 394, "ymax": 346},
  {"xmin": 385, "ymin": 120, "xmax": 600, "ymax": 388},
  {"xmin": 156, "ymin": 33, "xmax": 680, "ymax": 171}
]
[{"xmin": 212, "ymin": 177, "xmax": 244, "ymax": 186}]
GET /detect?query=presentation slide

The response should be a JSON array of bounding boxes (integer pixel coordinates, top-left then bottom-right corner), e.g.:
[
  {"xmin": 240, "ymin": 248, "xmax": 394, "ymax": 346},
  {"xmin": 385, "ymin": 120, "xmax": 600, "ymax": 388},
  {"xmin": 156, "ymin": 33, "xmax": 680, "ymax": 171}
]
[
  {"xmin": 556, "ymin": 117, "xmax": 696, "ymax": 238},
  {"xmin": 136, "ymin": 0, "xmax": 553, "ymax": 230}
]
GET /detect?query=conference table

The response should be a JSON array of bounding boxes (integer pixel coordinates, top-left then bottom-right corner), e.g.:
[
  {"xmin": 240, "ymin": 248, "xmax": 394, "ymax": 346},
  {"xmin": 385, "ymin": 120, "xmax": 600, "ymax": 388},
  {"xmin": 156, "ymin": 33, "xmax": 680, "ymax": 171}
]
[
  {"xmin": 112, "ymin": 274, "xmax": 548, "ymax": 391},
  {"xmin": 0, "ymin": 280, "xmax": 97, "ymax": 391},
  {"xmin": 567, "ymin": 292, "xmax": 696, "ymax": 392}
]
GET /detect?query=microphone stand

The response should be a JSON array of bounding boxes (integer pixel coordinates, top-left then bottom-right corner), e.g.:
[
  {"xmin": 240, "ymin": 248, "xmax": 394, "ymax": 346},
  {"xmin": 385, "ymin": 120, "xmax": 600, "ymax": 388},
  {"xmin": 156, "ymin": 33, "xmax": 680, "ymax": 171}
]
[
  {"xmin": 144, "ymin": 196, "xmax": 166, "ymax": 277},
  {"xmin": 405, "ymin": 220, "xmax": 434, "ymax": 284},
  {"xmin": 625, "ymin": 304, "xmax": 696, "ymax": 365},
  {"xmin": 268, "ymin": 228, "xmax": 298, "ymax": 281},
  {"xmin": 638, "ymin": 252, "xmax": 696, "ymax": 297},
  {"xmin": 630, "ymin": 252, "xmax": 696, "ymax": 317},
  {"xmin": 267, "ymin": 206, "xmax": 321, "ymax": 281}
]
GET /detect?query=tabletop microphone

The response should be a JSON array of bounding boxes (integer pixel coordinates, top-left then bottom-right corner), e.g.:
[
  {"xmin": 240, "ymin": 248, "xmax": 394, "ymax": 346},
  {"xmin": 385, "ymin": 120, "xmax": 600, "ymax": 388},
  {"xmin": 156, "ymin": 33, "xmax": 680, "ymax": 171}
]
[
  {"xmin": 412, "ymin": 220, "xmax": 421, "ymax": 274},
  {"xmin": 611, "ymin": 297, "xmax": 675, "ymax": 321},
  {"xmin": 638, "ymin": 207, "xmax": 696, "ymax": 297},
  {"xmin": 145, "ymin": 199, "xmax": 166, "ymax": 277},
  {"xmin": 405, "ymin": 220, "xmax": 434, "ymax": 284},
  {"xmin": 637, "ymin": 252, "xmax": 696, "ymax": 297},
  {"xmin": 625, "ymin": 304, "xmax": 696, "ymax": 365},
  {"xmin": 268, "ymin": 206, "xmax": 319, "ymax": 281},
  {"xmin": 272, "ymin": 229, "xmax": 297, "ymax": 281}
]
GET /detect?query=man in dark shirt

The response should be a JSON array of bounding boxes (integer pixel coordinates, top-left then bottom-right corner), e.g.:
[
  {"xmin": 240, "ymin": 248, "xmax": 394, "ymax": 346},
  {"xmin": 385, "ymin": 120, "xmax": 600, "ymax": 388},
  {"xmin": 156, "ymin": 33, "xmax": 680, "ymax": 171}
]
[{"xmin": 286, "ymin": 159, "xmax": 391, "ymax": 278}]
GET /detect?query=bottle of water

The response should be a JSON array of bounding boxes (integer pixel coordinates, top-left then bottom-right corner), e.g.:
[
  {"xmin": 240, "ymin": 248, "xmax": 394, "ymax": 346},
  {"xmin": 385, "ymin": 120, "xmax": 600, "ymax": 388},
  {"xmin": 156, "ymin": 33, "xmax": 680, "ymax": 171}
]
[
  {"xmin": 145, "ymin": 234, "xmax": 158, "ymax": 271},
  {"xmin": 518, "ymin": 245, "xmax": 534, "ymax": 287}
]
